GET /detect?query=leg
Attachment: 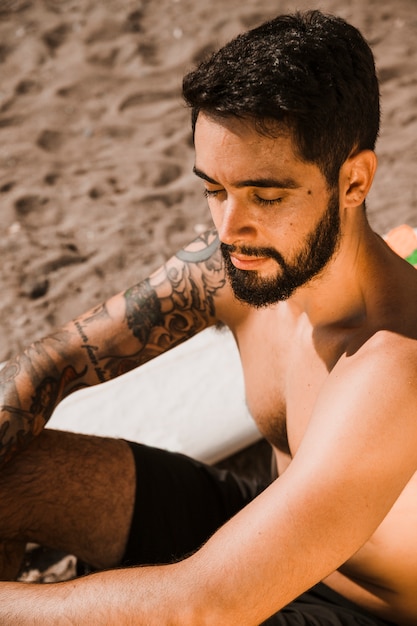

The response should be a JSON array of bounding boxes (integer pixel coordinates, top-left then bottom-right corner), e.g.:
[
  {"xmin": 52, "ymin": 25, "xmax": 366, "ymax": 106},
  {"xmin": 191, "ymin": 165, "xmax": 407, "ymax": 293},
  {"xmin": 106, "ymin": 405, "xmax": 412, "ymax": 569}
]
[
  {"xmin": 0, "ymin": 540, "xmax": 26, "ymax": 581},
  {"xmin": 0, "ymin": 429, "xmax": 136, "ymax": 573}
]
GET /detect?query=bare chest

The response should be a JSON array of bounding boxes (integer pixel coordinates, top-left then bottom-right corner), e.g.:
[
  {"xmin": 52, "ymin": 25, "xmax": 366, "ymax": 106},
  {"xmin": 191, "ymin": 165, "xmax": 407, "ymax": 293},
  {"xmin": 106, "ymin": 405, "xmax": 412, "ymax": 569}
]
[{"xmin": 234, "ymin": 311, "xmax": 332, "ymax": 455}]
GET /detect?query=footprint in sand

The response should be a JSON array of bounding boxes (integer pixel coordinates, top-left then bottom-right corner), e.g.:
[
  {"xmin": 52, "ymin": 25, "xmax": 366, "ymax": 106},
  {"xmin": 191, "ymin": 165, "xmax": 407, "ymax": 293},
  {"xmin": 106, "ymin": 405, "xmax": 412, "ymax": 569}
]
[
  {"xmin": 124, "ymin": 9, "xmax": 144, "ymax": 34},
  {"xmin": 0, "ymin": 181, "xmax": 16, "ymax": 193},
  {"xmin": 44, "ymin": 172, "xmax": 60, "ymax": 186},
  {"xmin": 36, "ymin": 129, "xmax": 64, "ymax": 152},
  {"xmin": 42, "ymin": 23, "xmax": 71, "ymax": 52},
  {"xmin": 42, "ymin": 0, "xmax": 79, "ymax": 12},
  {"xmin": 14, "ymin": 195, "xmax": 49, "ymax": 217},
  {"xmin": 0, "ymin": 43, "xmax": 10, "ymax": 63},
  {"xmin": 0, "ymin": 1, "xmax": 30, "ymax": 14},
  {"xmin": 15, "ymin": 79, "xmax": 41, "ymax": 95},
  {"xmin": 14, "ymin": 193, "xmax": 63, "ymax": 228},
  {"xmin": 378, "ymin": 65, "xmax": 401, "ymax": 84},
  {"xmin": 136, "ymin": 160, "xmax": 182, "ymax": 188},
  {"xmin": 119, "ymin": 91, "xmax": 177, "ymax": 110},
  {"xmin": 138, "ymin": 191, "xmax": 185, "ymax": 211}
]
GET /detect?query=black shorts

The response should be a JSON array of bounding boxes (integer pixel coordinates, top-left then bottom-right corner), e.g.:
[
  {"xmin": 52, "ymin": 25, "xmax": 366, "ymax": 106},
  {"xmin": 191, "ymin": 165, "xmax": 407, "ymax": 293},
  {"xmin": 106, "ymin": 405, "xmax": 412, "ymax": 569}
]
[{"xmin": 122, "ymin": 441, "xmax": 395, "ymax": 626}]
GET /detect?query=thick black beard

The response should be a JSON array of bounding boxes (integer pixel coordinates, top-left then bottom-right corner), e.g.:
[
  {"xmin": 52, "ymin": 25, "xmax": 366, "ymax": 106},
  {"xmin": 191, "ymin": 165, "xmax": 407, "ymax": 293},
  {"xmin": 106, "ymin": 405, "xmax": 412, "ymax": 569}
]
[{"xmin": 221, "ymin": 192, "xmax": 341, "ymax": 308}]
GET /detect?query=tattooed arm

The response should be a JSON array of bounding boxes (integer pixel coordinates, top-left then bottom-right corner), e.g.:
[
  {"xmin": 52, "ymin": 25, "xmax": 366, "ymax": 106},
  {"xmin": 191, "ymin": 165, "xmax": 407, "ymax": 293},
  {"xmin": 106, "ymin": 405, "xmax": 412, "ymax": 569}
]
[{"xmin": 0, "ymin": 230, "xmax": 229, "ymax": 466}]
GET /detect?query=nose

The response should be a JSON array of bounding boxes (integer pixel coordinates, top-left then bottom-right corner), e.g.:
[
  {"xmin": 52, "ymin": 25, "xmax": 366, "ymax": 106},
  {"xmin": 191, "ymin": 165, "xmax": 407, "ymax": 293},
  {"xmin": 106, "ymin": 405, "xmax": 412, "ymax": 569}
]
[{"xmin": 213, "ymin": 196, "xmax": 256, "ymax": 245}]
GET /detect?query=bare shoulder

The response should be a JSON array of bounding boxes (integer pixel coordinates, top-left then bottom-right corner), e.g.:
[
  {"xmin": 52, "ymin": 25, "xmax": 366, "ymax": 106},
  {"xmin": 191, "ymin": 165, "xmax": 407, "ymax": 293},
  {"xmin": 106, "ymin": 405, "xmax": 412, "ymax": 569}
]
[
  {"xmin": 313, "ymin": 329, "xmax": 417, "ymax": 467},
  {"xmin": 289, "ymin": 329, "xmax": 417, "ymax": 535},
  {"xmin": 340, "ymin": 328, "xmax": 417, "ymax": 387}
]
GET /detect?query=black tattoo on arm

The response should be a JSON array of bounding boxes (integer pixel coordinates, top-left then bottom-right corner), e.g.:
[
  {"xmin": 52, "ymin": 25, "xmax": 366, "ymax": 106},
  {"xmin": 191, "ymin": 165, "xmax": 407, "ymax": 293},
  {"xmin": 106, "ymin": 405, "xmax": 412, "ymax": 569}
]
[
  {"xmin": 80, "ymin": 302, "xmax": 112, "ymax": 327},
  {"xmin": 1, "ymin": 353, "xmax": 87, "ymax": 466},
  {"xmin": 133, "ymin": 229, "xmax": 226, "ymax": 344},
  {"xmin": 74, "ymin": 321, "xmax": 107, "ymax": 383},
  {"xmin": 125, "ymin": 282, "xmax": 165, "ymax": 346},
  {"xmin": 104, "ymin": 229, "xmax": 227, "ymax": 375},
  {"xmin": 0, "ymin": 229, "xmax": 227, "ymax": 463},
  {"xmin": 71, "ymin": 302, "xmax": 119, "ymax": 382}
]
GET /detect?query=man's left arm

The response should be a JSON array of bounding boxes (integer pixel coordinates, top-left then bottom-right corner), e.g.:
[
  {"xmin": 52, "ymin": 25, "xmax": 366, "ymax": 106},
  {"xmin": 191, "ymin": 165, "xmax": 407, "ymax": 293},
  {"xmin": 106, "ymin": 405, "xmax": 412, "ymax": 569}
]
[
  {"xmin": 0, "ymin": 230, "xmax": 227, "ymax": 468},
  {"xmin": 1, "ymin": 333, "xmax": 416, "ymax": 624}
]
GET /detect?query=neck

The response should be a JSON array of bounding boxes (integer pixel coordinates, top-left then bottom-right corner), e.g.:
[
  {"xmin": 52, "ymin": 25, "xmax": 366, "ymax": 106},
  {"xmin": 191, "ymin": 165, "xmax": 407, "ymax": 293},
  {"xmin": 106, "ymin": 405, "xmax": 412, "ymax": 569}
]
[{"xmin": 286, "ymin": 215, "xmax": 381, "ymax": 329}]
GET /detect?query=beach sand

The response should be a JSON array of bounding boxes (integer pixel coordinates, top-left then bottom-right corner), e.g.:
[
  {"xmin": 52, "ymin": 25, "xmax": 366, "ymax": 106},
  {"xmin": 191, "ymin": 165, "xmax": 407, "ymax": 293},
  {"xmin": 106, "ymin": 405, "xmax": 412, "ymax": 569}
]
[
  {"xmin": 0, "ymin": 0, "xmax": 416, "ymax": 580},
  {"xmin": 1, "ymin": 0, "xmax": 416, "ymax": 363}
]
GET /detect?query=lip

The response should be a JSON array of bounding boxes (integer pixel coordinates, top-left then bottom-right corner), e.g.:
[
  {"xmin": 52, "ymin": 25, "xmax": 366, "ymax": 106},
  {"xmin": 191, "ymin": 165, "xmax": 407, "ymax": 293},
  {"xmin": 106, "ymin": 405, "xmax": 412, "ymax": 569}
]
[{"xmin": 229, "ymin": 254, "xmax": 270, "ymax": 270}]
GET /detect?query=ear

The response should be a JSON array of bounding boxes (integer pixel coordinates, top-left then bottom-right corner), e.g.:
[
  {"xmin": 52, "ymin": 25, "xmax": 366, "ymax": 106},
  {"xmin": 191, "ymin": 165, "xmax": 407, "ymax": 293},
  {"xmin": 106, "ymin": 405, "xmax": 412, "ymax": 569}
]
[{"xmin": 339, "ymin": 150, "xmax": 377, "ymax": 208}]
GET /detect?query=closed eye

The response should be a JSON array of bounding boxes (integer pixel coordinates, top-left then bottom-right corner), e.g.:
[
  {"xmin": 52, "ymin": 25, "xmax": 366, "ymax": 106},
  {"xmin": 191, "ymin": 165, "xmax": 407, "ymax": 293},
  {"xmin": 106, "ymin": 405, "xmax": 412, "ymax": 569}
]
[
  {"xmin": 203, "ymin": 188, "xmax": 223, "ymax": 199},
  {"xmin": 203, "ymin": 188, "xmax": 284, "ymax": 207},
  {"xmin": 255, "ymin": 196, "xmax": 283, "ymax": 206}
]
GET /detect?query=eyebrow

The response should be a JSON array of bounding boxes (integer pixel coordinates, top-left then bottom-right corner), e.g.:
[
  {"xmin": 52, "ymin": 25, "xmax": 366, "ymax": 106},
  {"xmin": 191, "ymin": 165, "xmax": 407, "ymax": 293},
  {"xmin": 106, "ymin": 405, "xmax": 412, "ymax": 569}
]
[{"xmin": 193, "ymin": 166, "xmax": 300, "ymax": 190}]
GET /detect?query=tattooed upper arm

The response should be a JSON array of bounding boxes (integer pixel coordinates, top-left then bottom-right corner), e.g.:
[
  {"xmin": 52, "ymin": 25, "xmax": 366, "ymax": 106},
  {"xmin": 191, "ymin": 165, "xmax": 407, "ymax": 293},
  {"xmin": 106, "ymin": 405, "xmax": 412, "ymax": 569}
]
[
  {"xmin": 125, "ymin": 229, "xmax": 224, "ymax": 337},
  {"xmin": 107, "ymin": 229, "xmax": 227, "ymax": 372},
  {"xmin": 124, "ymin": 281, "xmax": 165, "ymax": 346},
  {"xmin": 0, "ymin": 229, "xmax": 227, "ymax": 464}
]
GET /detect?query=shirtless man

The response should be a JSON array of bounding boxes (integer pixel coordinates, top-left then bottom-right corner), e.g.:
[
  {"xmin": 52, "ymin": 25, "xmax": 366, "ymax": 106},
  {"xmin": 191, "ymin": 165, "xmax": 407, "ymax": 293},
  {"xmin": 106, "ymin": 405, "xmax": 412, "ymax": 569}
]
[{"xmin": 0, "ymin": 9, "xmax": 416, "ymax": 625}]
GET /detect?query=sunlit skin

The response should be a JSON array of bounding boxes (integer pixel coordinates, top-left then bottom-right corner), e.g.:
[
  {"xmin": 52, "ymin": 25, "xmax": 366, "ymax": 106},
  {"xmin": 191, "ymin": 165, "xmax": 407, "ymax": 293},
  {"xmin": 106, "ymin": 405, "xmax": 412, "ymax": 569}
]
[
  {"xmin": 1, "ymin": 112, "xmax": 417, "ymax": 624},
  {"xmin": 193, "ymin": 115, "xmax": 344, "ymax": 307},
  {"xmin": 192, "ymin": 113, "xmax": 417, "ymax": 622},
  {"xmin": 194, "ymin": 117, "xmax": 330, "ymax": 269}
]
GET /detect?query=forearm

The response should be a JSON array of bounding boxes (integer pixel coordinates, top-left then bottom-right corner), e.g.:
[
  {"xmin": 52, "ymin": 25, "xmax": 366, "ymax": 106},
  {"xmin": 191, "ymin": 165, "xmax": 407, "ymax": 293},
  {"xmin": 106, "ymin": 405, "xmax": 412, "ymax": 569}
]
[
  {"xmin": 0, "ymin": 288, "xmax": 156, "ymax": 465},
  {"xmin": 0, "ymin": 329, "xmax": 82, "ymax": 466},
  {"xmin": 0, "ymin": 234, "xmax": 224, "ymax": 466},
  {"xmin": 0, "ymin": 564, "xmax": 198, "ymax": 626}
]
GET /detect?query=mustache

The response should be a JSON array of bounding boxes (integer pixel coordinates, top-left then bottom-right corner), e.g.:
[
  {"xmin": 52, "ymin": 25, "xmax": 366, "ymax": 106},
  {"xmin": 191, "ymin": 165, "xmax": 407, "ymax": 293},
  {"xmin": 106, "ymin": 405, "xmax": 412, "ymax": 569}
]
[{"xmin": 220, "ymin": 242, "xmax": 286, "ymax": 266}]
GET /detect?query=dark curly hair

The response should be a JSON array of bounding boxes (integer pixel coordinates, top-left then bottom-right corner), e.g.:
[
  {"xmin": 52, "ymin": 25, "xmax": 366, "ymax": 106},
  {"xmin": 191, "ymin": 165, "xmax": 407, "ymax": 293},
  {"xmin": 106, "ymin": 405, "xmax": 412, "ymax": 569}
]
[{"xmin": 182, "ymin": 10, "xmax": 380, "ymax": 188}]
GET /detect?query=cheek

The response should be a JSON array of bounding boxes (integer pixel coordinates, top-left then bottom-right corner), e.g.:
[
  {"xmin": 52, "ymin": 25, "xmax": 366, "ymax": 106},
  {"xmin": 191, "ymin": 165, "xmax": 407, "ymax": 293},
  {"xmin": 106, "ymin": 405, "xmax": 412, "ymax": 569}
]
[
  {"xmin": 206, "ymin": 198, "xmax": 220, "ymax": 225},
  {"xmin": 206, "ymin": 199, "xmax": 232, "ymax": 239}
]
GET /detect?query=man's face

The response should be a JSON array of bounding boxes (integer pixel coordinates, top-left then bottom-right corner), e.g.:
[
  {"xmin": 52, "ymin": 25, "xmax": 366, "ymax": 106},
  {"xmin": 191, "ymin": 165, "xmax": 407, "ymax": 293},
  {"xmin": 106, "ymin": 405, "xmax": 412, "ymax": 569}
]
[{"xmin": 193, "ymin": 114, "xmax": 341, "ymax": 306}]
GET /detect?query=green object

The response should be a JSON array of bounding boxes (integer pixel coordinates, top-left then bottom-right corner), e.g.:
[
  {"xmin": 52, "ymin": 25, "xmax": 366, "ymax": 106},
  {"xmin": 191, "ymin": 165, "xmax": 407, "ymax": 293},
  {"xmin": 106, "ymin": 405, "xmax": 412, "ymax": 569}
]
[{"xmin": 406, "ymin": 248, "xmax": 417, "ymax": 265}]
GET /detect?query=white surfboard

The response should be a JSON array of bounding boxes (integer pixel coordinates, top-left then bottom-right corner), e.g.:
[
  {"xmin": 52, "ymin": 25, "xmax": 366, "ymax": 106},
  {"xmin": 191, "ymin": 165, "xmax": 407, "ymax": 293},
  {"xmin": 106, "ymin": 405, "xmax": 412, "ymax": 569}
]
[{"xmin": 47, "ymin": 326, "xmax": 260, "ymax": 464}]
